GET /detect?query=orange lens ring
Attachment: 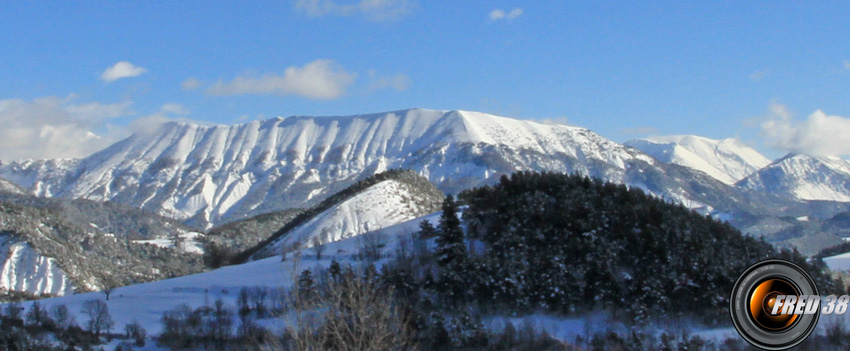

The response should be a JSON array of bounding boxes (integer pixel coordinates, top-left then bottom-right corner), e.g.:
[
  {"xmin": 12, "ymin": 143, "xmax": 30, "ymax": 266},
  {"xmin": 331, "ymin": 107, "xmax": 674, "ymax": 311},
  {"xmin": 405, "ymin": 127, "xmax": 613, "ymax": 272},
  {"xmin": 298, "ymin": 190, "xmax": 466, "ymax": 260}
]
[{"xmin": 748, "ymin": 278, "xmax": 799, "ymax": 331}]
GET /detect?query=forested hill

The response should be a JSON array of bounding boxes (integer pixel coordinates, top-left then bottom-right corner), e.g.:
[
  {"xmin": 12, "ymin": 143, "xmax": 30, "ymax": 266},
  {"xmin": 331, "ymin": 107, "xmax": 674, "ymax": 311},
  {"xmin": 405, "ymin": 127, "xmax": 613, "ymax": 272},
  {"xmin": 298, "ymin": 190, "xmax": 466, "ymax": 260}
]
[{"xmin": 415, "ymin": 172, "xmax": 841, "ymax": 320}]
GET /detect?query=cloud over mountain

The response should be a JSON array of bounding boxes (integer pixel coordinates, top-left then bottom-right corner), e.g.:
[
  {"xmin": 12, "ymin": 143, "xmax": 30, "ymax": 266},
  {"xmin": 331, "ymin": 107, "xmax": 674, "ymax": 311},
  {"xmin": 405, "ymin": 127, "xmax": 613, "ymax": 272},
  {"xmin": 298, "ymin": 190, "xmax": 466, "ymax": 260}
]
[
  {"xmin": 762, "ymin": 103, "xmax": 850, "ymax": 156},
  {"xmin": 0, "ymin": 97, "xmax": 132, "ymax": 161},
  {"xmin": 100, "ymin": 61, "xmax": 147, "ymax": 82},
  {"xmin": 206, "ymin": 60, "xmax": 356, "ymax": 100}
]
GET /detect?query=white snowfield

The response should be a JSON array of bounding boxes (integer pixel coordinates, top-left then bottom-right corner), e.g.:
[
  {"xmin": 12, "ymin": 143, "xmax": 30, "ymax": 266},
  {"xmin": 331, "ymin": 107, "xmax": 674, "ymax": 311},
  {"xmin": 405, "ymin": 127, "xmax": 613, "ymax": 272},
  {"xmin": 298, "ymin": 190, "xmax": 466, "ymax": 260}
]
[
  {"xmin": 252, "ymin": 179, "xmax": 438, "ymax": 259},
  {"xmin": 0, "ymin": 109, "xmax": 662, "ymax": 228},
  {"xmin": 625, "ymin": 135, "xmax": 770, "ymax": 185},
  {"xmin": 824, "ymin": 251, "xmax": 850, "ymax": 271},
  {"xmin": 737, "ymin": 153, "xmax": 850, "ymax": 202},
  {"xmin": 7, "ymin": 211, "xmax": 442, "ymax": 339},
  {"xmin": 0, "ymin": 236, "xmax": 74, "ymax": 296}
]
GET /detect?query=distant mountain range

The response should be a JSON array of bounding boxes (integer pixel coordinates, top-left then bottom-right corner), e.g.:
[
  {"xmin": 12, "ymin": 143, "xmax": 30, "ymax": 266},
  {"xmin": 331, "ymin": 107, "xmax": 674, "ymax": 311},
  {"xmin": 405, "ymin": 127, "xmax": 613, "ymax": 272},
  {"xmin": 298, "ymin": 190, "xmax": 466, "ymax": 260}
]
[
  {"xmin": 626, "ymin": 135, "xmax": 850, "ymax": 203},
  {"xmin": 1, "ymin": 108, "xmax": 849, "ymax": 256},
  {"xmin": 624, "ymin": 135, "xmax": 770, "ymax": 185},
  {"xmin": 737, "ymin": 153, "xmax": 850, "ymax": 202},
  {"xmin": 0, "ymin": 108, "xmax": 788, "ymax": 230}
]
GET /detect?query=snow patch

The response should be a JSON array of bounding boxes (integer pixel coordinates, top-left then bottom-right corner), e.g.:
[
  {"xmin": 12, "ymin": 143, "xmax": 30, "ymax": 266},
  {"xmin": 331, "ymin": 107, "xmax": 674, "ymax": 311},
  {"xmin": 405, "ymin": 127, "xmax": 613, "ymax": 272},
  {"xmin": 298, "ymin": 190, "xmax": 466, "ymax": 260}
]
[{"xmin": 0, "ymin": 236, "xmax": 74, "ymax": 296}]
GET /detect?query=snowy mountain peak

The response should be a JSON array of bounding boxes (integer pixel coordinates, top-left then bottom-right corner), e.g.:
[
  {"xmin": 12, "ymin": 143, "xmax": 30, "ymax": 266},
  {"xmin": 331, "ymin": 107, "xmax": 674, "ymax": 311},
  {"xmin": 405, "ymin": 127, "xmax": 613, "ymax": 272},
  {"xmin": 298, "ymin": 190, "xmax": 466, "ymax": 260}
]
[
  {"xmin": 737, "ymin": 153, "xmax": 850, "ymax": 202},
  {"xmin": 625, "ymin": 135, "xmax": 770, "ymax": 184}
]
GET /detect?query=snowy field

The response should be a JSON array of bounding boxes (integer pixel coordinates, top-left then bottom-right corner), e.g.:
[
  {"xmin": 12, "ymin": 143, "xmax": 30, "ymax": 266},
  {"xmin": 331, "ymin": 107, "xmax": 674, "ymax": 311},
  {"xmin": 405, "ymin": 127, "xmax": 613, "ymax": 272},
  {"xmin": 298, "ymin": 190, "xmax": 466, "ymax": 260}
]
[{"xmin": 824, "ymin": 251, "xmax": 850, "ymax": 271}]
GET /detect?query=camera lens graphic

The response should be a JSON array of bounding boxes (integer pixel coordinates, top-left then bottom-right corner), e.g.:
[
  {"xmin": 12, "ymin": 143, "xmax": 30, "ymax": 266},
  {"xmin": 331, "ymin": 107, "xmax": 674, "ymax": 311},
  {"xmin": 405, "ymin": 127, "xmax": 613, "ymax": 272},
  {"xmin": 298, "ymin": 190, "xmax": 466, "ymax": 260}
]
[
  {"xmin": 730, "ymin": 259, "xmax": 819, "ymax": 350},
  {"xmin": 748, "ymin": 278, "xmax": 799, "ymax": 331}
]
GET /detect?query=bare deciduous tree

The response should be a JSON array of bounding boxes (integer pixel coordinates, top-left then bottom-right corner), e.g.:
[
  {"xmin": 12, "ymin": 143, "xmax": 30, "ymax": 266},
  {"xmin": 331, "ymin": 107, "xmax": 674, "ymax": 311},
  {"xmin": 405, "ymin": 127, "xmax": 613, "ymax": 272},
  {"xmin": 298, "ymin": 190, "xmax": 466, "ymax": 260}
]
[
  {"xmin": 357, "ymin": 231, "xmax": 387, "ymax": 262},
  {"xmin": 317, "ymin": 267, "xmax": 417, "ymax": 351},
  {"xmin": 285, "ymin": 260, "xmax": 417, "ymax": 351},
  {"xmin": 51, "ymin": 304, "xmax": 75, "ymax": 330},
  {"xmin": 99, "ymin": 275, "xmax": 119, "ymax": 301},
  {"xmin": 81, "ymin": 299, "xmax": 114, "ymax": 338},
  {"xmin": 311, "ymin": 237, "xmax": 326, "ymax": 260}
]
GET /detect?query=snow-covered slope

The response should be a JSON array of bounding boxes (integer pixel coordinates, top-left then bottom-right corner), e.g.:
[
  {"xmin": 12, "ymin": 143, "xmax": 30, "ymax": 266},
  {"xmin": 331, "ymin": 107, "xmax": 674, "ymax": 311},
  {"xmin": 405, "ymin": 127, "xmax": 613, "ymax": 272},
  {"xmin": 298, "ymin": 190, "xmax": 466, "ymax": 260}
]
[
  {"xmin": 824, "ymin": 251, "xmax": 850, "ymax": 271},
  {"xmin": 4, "ymin": 212, "xmax": 438, "ymax": 340},
  {"xmin": 0, "ymin": 109, "xmax": 773, "ymax": 228},
  {"xmin": 0, "ymin": 236, "xmax": 75, "ymax": 295},
  {"xmin": 0, "ymin": 158, "xmax": 79, "ymax": 197},
  {"xmin": 737, "ymin": 154, "xmax": 850, "ymax": 202},
  {"xmin": 251, "ymin": 178, "xmax": 441, "ymax": 259},
  {"xmin": 0, "ymin": 177, "xmax": 26, "ymax": 195},
  {"xmin": 0, "ymin": 199, "xmax": 204, "ymax": 297},
  {"xmin": 625, "ymin": 135, "xmax": 770, "ymax": 184}
]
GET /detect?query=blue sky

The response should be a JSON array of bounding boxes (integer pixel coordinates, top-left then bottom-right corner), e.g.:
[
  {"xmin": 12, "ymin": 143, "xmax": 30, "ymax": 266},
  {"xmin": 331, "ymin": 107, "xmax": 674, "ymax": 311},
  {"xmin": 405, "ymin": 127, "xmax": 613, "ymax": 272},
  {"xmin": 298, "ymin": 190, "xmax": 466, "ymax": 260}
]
[{"xmin": 2, "ymin": 1, "xmax": 850, "ymax": 161}]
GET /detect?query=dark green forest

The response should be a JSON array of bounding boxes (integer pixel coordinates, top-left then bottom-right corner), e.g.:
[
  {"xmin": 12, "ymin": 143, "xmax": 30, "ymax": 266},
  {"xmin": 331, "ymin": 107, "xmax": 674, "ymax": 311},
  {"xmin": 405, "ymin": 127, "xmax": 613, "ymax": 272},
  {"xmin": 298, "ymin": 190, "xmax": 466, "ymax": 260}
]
[{"xmin": 385, "ymin": 172, "xmax": 842, "ymax": 323}]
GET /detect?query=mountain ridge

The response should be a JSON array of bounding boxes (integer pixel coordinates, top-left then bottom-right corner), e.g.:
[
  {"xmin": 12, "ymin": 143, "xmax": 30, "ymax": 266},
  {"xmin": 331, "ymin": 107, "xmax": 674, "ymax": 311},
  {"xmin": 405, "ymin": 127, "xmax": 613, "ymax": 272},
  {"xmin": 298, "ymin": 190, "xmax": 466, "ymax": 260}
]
[
  {"xmin": 0, "ymin": 108, "xmax": 676, "ymax": 228},
  {"xmin": 625, "ymin": 135, "xmax": 770, "ymax": 184},
  {"xmin": 737, "ymin": 153, "xmax": 850, "ymax": 202},
  {"xmin": 0, "ymin": 108, "xmax": 838, "ymax": 234}
]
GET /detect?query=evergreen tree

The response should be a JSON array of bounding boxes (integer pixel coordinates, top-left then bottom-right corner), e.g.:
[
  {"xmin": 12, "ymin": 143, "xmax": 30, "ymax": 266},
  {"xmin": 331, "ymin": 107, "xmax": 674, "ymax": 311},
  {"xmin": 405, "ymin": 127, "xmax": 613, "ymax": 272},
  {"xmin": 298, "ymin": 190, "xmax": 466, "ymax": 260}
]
[
  {"xmin": 329, "ymin": 259, "xmax": 342, "ymax": 283},
  {"xmin": 25, "ymin": 301, "xmax": 49, "ymax": 328},
  {"xmin": 435, "ymin": 195, "xmax": 469, "ymax": 305},
  {"xmin": 297, "ymin": 269, "xmax": 318, "ymax": 305},
  {"xmin": 418, "ymin": 219, "xmax": 437, "ymax": 238}
]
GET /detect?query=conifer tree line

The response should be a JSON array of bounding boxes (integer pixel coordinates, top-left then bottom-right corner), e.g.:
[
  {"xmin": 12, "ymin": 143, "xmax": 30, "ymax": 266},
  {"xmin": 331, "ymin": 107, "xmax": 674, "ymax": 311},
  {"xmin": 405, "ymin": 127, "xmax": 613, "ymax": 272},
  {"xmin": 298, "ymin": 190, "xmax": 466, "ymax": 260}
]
[{"xmin": 383, "ymin": 172, "xmax": 842, "ymax": 321}]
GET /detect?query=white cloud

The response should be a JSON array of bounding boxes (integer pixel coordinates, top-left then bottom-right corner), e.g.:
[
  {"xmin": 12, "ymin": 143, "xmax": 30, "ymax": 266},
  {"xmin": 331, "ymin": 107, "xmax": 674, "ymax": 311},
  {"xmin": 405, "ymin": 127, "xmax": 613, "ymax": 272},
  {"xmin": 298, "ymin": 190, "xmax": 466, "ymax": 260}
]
[
  {"xmin": 368, "ymin": 73, "xmax": 411, "ymax": 91},
  {"xmin": 206, "ymin": 59, "xmax": 356, "ymax": 100},
  {"xmin": 100, "ymin": 61, "xmax": 147, "ymax": 83},
  {"xmin": 749, "ymin": 69, "xmax": 769, "ymax": 81},
  {"xmin": 761, "ymin": 102, "xmax": 850, "ymax": 156},
  {"xmin": 490, "ymin": 7, "xmax": 522, "ymax": 21},
  {"xmin": 295, "ymin": 0, "xmax": 414, "ymax": 22},
  {"xmin": 489, "ymin": 9, "xmax": 506, "ymax": 20},
  {"xmin": 844, "ymin": 60, "xmax": 850, "ymax": 70},
  {"xmin": 507, "ymin": 8, "xmax": 523, "ymax": 19},
  {"xmin": 181, "ymin": 78, "xmax": 201, "ymax": 91},
  {"xmin": 0, "ymin": 97, "xmax": 133, "ymax": 161},
  {"xmin": 127, "ymin": 104, "xmax": 207, "ymax": 135},
  {"xmin": 160, "ymin": 103, "xmax": 190, "ymax": 116}
]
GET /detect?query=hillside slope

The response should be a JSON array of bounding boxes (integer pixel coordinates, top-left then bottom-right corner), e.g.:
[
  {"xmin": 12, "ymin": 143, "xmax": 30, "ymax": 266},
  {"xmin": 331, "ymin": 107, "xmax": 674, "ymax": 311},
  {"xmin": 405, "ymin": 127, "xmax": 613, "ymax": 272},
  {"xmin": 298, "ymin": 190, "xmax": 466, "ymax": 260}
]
[
  {"xmin": 246, "ymin": 169, "xmax": 443, "ymax": 260},
  {"xmin": 0, "ymin": 200, "xmax": 204, "ymax": 296},
  {"xmin": 737, "ymin": 153, "xmax": 850, "ymax": 202}
]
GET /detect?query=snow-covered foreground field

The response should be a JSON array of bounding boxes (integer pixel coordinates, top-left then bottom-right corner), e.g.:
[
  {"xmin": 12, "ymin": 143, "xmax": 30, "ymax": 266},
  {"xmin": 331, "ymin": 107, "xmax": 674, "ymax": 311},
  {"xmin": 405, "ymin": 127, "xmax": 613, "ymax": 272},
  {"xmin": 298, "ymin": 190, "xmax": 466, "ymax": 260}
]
[
  {"xmin": 824, "ymin": 251, "xmax": 850, "ymax": 271},
  {"xmin": 7, "ymin": 212, "xmax": 441, "ymax": 341}
]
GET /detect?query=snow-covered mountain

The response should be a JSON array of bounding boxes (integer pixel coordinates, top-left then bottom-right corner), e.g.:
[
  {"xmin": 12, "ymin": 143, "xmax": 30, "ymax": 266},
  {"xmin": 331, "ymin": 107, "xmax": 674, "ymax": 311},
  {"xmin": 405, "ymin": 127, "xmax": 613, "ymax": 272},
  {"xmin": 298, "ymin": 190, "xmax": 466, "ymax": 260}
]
[
  {"xmin": 737, "ymin": 153, "xmax": 850, "ymax": 202},
  {"xmin": 0, "ymin": 109, "xmax": 758, "ymax": 229},
  {"xmin": 625, "ymin": 135, "xmax": 770, "ymax": 185}
]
